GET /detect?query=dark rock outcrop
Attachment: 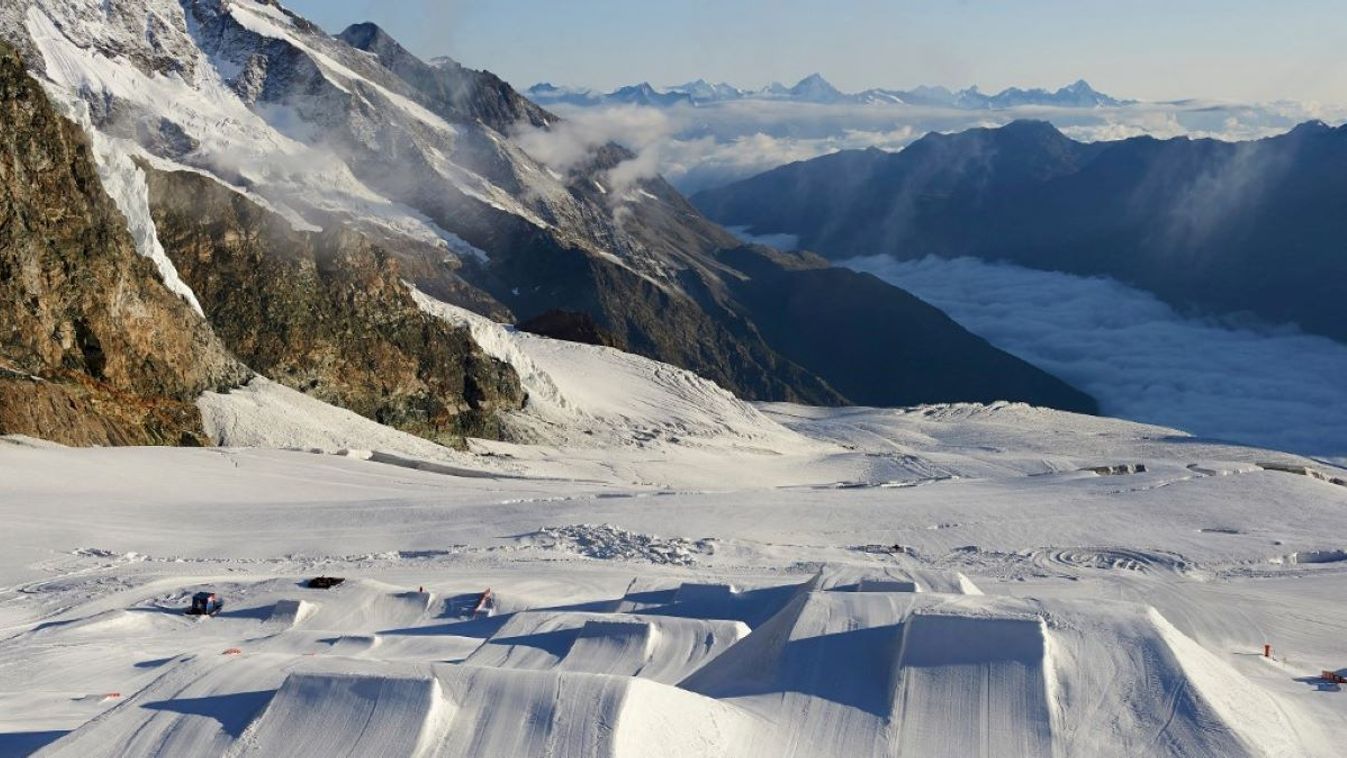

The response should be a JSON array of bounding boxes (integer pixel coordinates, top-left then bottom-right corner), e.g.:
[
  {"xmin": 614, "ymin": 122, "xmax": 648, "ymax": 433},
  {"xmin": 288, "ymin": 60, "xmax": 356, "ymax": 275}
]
[
  {"xmin": 0, "ymin": 42, "xmax": 246, "ymax": 445},
  {"xmin": 721, "ymin": 247, "xmax": 1099, "ymax": 414},
  {"xmin": 516, "ymin": 310, "xmax": 621, "ymax": 348},
  {"xmin": 142, "ymin": 167, "xmax": 525, "ymax": 445}
]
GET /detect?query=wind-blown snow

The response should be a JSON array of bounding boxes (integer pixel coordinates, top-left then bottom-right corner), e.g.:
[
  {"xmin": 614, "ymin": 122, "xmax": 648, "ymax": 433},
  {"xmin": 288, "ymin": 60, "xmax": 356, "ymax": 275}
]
[{"xmin": 17, "ymin": 0, "xmax": 521, "ymax": 262}]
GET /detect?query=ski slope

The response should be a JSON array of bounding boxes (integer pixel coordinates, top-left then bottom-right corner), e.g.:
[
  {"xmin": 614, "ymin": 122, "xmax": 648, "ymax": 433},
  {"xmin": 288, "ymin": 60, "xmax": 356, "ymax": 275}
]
[{"xmin": 3, "ymin": 316, "xmax": 1347, "ymax": 756}]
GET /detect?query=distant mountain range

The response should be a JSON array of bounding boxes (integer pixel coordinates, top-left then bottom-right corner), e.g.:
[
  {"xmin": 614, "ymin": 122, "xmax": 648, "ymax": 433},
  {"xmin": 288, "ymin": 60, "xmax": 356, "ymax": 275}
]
[
  {"xmin": 693, "ymin": 119, "xmax": 1347, "ymax": 346},
  {"xmin": 527, "ymin": 74, "xmax": 1129, "ymax": 109}
]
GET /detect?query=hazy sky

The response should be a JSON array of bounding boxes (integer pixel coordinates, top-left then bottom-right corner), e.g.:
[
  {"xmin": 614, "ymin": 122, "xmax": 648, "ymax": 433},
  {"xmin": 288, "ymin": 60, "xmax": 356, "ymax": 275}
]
[{"xmin": 283, "ymin": 0, "xmax": 1347, "ymax": 103}]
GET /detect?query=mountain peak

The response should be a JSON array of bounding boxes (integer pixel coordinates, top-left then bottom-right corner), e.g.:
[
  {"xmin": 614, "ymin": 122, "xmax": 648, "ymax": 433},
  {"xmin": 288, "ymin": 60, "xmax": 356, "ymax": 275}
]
[
  {"xmin": 1287, "ymin": 119, "xmax": 1332, "ymax": 136},
  {"xmin": 338, "ymin": 21, "xmax": 394, "ymax": 49},
  {"xmin": 998, "ymin": 119, "xmax": 1068, "ymax": 141},
  {"xmin": 788, "ymin": 73, "xmax": 844, "ymax": 102}
]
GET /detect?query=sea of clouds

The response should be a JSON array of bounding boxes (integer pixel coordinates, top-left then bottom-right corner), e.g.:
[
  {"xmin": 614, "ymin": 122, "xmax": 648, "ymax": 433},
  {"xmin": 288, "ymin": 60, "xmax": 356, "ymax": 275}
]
[
  {"xmin": 844, "ymin": 255, "xmax": 1347, "ymax": 461},
  {"xmin": 525, "ymin": 99, "xmax": 1347, "ymax": 194}
]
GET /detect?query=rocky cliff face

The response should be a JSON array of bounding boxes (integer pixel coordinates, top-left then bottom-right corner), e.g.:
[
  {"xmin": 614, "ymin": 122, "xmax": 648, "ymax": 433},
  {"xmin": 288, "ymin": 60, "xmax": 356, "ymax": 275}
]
[
  {"xmin": 143, "ymin": 167, "xmax": 525, "ymax": 445},
  {"xmin": 0, "ymin": 41, "xmax": 246, "ymax": 445}
]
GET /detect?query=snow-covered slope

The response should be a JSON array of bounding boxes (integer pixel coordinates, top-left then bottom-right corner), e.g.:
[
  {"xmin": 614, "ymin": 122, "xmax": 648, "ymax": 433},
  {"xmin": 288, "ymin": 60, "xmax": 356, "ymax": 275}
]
[
  {"xmin": 4, "ymin": 376, "xmax": 1346, "ymax": 755},
  {"xmin": 2, "ymin": 2, "xmax": 1344, "ymax": 755}
]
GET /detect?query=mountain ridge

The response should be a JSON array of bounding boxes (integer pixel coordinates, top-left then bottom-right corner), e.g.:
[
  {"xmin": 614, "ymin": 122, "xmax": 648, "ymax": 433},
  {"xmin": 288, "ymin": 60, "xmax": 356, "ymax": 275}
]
[
  {"xmin": 693, "ymin": 118, "xmax": 1347, "ymax": 345},
  {"xmin": 526, "ymin": 74, "xmax": 1128, "ymax": 109},
  {"xmin": 0, "ymin": 0, "xmax": 1101, "ymax": 450}
]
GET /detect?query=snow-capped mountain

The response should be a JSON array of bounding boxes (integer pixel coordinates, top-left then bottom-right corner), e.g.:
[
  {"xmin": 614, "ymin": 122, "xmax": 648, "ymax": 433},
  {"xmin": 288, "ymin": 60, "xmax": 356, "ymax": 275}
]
[
  {"xmin": 527, "ymin": 73, "xmax": 1129, "ymax": 109},
  {"xmin": 782, "ymin": 72, "xmax": 848, "ymax": 103},
  {"xmin": 667, "ymin": 78, "xmax": 746, "ymax": 102},
  {"xmin": 0, "ymin": 0, "xmax": 1099, "ymax": 447}
]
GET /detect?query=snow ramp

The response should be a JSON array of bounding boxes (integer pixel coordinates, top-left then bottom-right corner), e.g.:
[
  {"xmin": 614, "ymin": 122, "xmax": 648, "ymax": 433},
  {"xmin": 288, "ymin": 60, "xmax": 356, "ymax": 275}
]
[
  {"xmin": 811, "ymin": 561, "xmax": 981, "ymax": 595},
  {"xmin": 433, "ymin": 666, "xmax": 759, "ymax": 757},
  {"xmin": 680, "ymin": 591, "xmax": 1303, "ymax": 757},
  {"xmin": 465, "ymin": 611, "xmax": 748, "ymax": 683},
  {"xmin": 681, "ymin": 591, "xmax": 921, "ymax": 756},
  {"xmin": 891, "ymin": 612, "xmax": 1053, "ymax": 757},
  {"xmin": 557, "ymin": 620, "xmax": 658, "ymax": 677},
  {"xmin": 1044, "ymin": 599, "xmax": 1317, "ymax": 757},
  {"xmin": 615, "ymin": 579, "xmax": 806, "ymax": 627},
  {"xmin": 39, "ymin": 654, "xmax": 289, "ymax": 758},
  {"xmin": 237, "ymin": 673, "xmax": 452, "ymax": 757}
]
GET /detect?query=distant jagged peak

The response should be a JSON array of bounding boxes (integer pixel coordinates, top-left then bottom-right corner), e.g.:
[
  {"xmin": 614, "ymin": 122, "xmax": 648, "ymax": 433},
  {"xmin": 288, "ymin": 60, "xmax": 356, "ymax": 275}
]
[
  {"xmin": 788, "ymin": 72, "xmax": 846, "ymax": 102},
  {"xmin": 525, "ymin": 73, "xmax": 1130, "ymax": 109}
]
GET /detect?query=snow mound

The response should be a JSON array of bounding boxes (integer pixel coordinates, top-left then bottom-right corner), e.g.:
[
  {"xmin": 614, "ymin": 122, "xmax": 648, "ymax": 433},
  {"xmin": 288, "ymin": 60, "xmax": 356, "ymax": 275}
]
[
  {"xmin": 239, "ymin": 673, "xmax": 452, "ymax": 757},
  {"xmin": 679, "ymin": 591, "xmax": 1302, "ymax": 757},
  {"xmin": 892, "ymin": 612, "xmax": 1053, "ymax": 756},
  {"xmin": 812, "ymin": 561, "xmax": 982, "ymax": 595},
  {"xmin": 616, "ymin": 579, "xmax": 808, "ymax": 627},
  {"xmin": 465, "ymin": 611, "xmax": 748, "ymax": 684},
  {"xmin": 197, "ymin": 377, "xmax": 482, "ymax": 466},
  {"xmin": 265, "ymin": 599, "xmax": 316, "ymax": 628},
  {"xmin": 434, "ymin": 666, "xmax": 759, "ymax": 757}
]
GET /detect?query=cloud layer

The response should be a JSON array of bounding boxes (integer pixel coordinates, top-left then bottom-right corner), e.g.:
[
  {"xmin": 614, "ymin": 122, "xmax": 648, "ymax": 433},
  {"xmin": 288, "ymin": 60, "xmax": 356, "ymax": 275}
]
[
  {"xmin": 538, "ymin": 100, "xmax": 1347, "ymax": 194},
  {"xmin": 844, "ymin": 255, "xmax": 1347, "ymax": 460}
]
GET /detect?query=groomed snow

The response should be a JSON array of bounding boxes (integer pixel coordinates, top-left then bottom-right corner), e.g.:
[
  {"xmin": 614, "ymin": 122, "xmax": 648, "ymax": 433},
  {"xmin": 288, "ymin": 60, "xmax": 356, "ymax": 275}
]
[{"xmin": 3, "ymin": 315, "xmax": 1346, "ymax": 755}]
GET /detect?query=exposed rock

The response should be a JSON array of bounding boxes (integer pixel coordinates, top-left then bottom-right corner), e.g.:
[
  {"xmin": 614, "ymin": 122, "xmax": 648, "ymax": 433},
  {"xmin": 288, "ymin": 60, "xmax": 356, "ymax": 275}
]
[
  {"xmin": 517, "ymin": 310, "xmax": 621, "ymax": 348},
  {"xmin": 0, "ymin": 41, "xmax": 246, "ymax": 445},
  {"xmin": 142, "ymin": 167, "xmax": 526, "ymax": 445}
]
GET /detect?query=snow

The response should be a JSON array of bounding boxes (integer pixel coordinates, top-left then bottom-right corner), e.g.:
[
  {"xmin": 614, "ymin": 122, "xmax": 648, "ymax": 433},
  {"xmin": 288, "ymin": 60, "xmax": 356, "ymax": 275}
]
[
  {"xmin": 4, "ymin": 345, "xmax": 1347, "ymax": 755},
  {"xmin": 3, "ymin": 2, "xmax": 1346, "ymax": 755},
  {"xmin": 25, "ymin": 9, "xmax": 205, "ymax": 316},
  {"xmin": 14, "ymin": 0, "xmax": 535, "ymax": 266}
]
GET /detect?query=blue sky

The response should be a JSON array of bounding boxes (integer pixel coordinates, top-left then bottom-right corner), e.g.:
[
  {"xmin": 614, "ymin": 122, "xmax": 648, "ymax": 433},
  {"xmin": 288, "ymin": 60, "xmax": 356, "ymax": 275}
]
[{"xmin": 284, "ymin": 0, "xmax": 1347, "ymax": 102}]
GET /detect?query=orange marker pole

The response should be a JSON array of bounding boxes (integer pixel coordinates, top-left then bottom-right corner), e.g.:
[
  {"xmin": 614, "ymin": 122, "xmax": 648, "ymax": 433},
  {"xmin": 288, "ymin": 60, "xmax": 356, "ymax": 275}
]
[{"xmin": 1263, "ymin": 644, "xmax": 1271, "ymax": 658}]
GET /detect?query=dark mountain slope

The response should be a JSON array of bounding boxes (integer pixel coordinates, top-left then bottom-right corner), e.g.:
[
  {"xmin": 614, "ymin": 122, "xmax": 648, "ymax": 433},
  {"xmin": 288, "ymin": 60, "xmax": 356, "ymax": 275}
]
[
  {"xmin": 694, "ymin": 120, "xmax": 1347, "ymax": 343},
  {"xmin": 337, "ymin": 22, "xmax": 551, "ymax": 133},
  {"xmin": 337, "ymin": 31, "xmax": 1097, "ymax": 413},
  {"xmin": 722, "ymin": 247, "xmax": 1098, "ymax": 413}
]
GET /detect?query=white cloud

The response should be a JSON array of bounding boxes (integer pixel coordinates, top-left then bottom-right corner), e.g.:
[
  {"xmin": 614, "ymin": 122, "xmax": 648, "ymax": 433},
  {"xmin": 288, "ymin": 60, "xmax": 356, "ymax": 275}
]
[
  {"xmin": 511, "ymin": 106, "xmax": 674, "ymax": 196},
  {"xmin": 539, "ymin": 99, "xmax": 1347, "ymax": 194},
  {"xmin": 844, "ymin": 255, "xmax": 1347, "ymax": 459}
]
